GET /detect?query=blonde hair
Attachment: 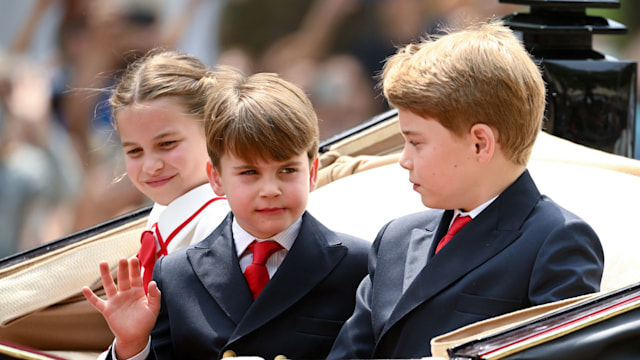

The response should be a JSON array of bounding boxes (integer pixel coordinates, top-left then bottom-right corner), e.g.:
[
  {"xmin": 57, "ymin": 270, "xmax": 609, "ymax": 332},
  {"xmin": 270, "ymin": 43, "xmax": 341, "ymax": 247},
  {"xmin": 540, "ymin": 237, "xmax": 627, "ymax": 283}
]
[
  {"xmin": 381, "ymin": 20, "xmax": 546, "ymax": 165},
  {"xmin": 110, "ymin": 49, "xmax": 217, "ymax": 130},
  {"xmin": 205, "ymin": 67, "xmax": 319, "ymax": 168}
]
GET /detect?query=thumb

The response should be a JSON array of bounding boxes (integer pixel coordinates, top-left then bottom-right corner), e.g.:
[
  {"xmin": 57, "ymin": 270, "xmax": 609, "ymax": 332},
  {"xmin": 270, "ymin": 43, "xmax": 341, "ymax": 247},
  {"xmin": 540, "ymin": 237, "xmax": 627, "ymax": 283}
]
[{"xmin": 147, "ymin": 281, "xmax": 162, "ymax": 314}]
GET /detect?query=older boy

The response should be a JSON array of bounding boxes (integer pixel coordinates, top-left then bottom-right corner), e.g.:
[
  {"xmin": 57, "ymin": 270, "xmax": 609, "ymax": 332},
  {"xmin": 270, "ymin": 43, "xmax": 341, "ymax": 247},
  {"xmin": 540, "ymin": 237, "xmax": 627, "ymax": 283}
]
[
  {"xmin": 83, "ymin": 68, "xmax": 370, "ymax": 359},
  {"xmin": 327, "ymin": 20, "xmax": 604, "ymax": 359}
]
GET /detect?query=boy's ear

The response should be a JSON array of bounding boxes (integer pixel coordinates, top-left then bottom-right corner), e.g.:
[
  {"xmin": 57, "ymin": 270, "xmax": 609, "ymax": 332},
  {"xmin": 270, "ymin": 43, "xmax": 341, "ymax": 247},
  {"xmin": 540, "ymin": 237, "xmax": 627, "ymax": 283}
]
[
  {"xmin": 470, "ymin": 123, "xmax": 496, "ymax": 164},
  {"xmin": 206, "ymin": 160, "xmax": 226, "ymax": 196},
  {"xmin": 309, "ymin": 157, "xmax": 319, "ymax": 192}
]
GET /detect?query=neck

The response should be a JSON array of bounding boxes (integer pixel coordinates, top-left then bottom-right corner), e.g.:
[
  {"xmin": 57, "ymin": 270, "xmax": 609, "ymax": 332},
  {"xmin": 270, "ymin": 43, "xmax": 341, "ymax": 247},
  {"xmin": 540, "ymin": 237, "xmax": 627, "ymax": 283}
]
[{"xmin": 461, "ymin": 161, "xmax": 526, "ymax": 212}]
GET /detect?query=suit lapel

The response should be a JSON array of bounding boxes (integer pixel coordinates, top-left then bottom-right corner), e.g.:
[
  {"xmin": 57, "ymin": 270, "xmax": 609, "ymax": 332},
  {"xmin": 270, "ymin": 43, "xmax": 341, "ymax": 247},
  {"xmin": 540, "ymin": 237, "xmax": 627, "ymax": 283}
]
[
  {"xmin": 187, "ymin": 214, "xmax": 253, "ymax": 325},
  {"xmin": 229, "ymin": 212, "xmax": 347, "ymax": 341},
  {"xmin": 371, "ymin": 217, "xmax": 439, "ymax": 337},
  {"xmin": 380, "ymin": 171, "xmax": 540, "ymax": 337}
]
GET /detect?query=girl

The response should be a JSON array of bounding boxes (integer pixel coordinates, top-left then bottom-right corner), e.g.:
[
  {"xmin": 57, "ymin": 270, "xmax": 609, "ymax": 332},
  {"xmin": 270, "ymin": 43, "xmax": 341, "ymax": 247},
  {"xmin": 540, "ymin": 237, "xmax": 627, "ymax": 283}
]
[{"xmin": 109, "ymin": 50, "xmax": 229, "ymax": 291}]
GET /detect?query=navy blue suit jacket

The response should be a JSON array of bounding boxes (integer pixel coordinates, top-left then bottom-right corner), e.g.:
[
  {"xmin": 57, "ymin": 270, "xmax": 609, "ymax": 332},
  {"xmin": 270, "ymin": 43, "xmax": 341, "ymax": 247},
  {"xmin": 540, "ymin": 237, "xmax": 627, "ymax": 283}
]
[
  {"xmin": 328, "ymin": 170, "xmax": 604, "ymax": 358},
  {"xmin": 145, "ymin": 211, "xmax": 369, "ymax": 359}
]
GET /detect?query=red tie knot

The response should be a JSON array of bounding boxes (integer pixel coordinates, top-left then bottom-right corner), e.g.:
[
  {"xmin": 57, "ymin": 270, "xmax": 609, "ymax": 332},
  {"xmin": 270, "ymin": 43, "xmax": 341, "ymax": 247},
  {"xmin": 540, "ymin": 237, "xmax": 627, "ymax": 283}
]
[
  {"xmin": 244, "ymin": 240, "xmax": 283, "ymax": 299},
  {"xmin": 435, "ymin": 215, "xmax": 472, "ymax": 254},
  {"xmin": 449, "ymin": 215, "xmax": 472, "ymax": 235},
  {"xmin": 248, "ymin": 240, "xmax": 283, "ymax": 265}
]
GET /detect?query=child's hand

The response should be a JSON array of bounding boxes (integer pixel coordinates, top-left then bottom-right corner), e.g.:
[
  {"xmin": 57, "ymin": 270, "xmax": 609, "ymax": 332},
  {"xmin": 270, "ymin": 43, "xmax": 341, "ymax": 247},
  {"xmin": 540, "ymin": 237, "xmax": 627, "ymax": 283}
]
[{"xmin": 82, "ymin": 257, "xmax": 161, "ymax": 358}]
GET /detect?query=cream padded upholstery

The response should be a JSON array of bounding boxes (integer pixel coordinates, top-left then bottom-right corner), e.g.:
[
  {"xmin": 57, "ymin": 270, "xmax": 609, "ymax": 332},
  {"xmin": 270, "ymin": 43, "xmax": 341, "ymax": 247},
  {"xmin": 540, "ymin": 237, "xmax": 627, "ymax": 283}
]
[{"xmin": 308, "ymin": 158, "xmax": 640, "ymax": 293}]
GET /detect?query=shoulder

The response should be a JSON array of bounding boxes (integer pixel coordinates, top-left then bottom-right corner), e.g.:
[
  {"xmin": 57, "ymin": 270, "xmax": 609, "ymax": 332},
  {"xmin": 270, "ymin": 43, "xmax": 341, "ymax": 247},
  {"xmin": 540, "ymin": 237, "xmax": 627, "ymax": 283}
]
[
  {"xmin": 531, "ymin": 195, "xmax": 593, "ymax": 228},
  {"xmin": 335, "ymin": 232, "xmax": 371, "ymax": 255},
  {"xmin": 378, "ymin": 209, "xmax": 444, "ymax": 237},
  {"xmin": 302, "ymin": 211, "xmax": 370, "ymax": 252},
  {"xmin": 192, "ymin": 198, "xmax": 231, "ymax": 240},
  {"xmin": 517, "ymin": 195, "xmax": 603, "ymax": 267},
  {"xmin": 498, "ymin": 170, "xmax": 594, "ymax": 233},
  {"xmin": 156, "ymin": 244, "xmax": 190, "ymax": 271},
  {"xmin": 164, "ymin": 214, "xmax": 232, "ymax": 266},
  {"xmin": 195, "ymin": 196, "xmax": 231, "ymax": 224}
]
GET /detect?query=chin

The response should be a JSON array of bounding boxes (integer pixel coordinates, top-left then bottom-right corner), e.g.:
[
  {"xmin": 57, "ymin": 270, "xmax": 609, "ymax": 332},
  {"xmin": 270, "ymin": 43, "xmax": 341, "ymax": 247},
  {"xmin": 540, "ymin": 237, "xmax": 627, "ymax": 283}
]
[{"xmin": 421, "ymin": 198, "xmax": 445, "ymax": 210}]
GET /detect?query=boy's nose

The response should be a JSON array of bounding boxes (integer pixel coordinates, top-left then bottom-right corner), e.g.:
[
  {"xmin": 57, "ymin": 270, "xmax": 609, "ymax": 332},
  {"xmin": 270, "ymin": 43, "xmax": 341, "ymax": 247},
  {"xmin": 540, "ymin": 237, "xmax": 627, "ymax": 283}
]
[
  {"xmin": 399, "ymin": 148, "xmax": 412, "ymax": 170},
  {"xmin": 260, "ymin": 178, "xmax": 282, "ymax": 198}
]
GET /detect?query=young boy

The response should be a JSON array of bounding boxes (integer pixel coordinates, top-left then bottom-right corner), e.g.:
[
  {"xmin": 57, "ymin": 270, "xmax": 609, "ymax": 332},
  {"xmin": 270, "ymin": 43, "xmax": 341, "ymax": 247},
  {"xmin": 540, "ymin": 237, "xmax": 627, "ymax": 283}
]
[
  {"xmin": 327, "ymin": 20, "xmax": 605, "ymax": 359},
  {"xmin": 83, "ymin": 68, "xmax": 370, "ymax": 359}
]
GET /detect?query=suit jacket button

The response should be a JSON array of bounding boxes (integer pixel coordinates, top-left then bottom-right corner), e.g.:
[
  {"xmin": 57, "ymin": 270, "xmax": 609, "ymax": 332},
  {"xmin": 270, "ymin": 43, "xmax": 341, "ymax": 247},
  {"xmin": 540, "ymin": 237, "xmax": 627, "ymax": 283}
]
[{"xmin": 222, "ymin": 350, "xmax": 237, "ymax": 358}]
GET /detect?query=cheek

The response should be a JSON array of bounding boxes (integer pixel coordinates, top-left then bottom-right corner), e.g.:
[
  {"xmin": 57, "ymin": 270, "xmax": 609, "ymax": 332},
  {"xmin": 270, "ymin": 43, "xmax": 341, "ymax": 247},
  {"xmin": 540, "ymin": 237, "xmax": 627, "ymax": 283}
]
[
  {"xmin": 124, "ymin": 158, "xmax": 140, "ymax": 178},
  {"xmin": 290, "ymin": 177, "xmax": 311, "ymax": 202},
  {"xmin": 226, "ymin": 188, "xmax": 250, "ymax": 214},
  {"xmin": 412, "ymin": 152, "xmax": 432, "ymax": 174},
  {"xmin": 174, "ymin": 148, "xmax": 205, "ymax": 173}
]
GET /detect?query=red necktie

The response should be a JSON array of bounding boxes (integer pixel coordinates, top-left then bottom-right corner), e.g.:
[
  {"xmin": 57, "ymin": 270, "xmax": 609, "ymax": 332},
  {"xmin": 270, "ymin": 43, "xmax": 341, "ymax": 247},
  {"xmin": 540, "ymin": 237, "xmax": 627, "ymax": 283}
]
[
  {"xmin": 136, "ymin": 197, "xmax": 224, "ymax": 293},
  {"xmin": 244, "ymin": 241, "xmax": 283, "ymax": 300},
  {"xmin": 435, "ymin": 215, "xmax": 472, "ymax": 254},
  {"xmin": 137, "ymin": 223, "xmax": 159, "ymax": 293}
]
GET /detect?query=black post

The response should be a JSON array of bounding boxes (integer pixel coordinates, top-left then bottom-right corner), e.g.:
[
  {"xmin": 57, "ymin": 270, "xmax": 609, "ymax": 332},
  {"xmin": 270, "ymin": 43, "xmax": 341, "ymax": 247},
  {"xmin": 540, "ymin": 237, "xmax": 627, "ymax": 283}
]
[{"xmin": 500, "ymin": 0, "xmax": 637, "ymax": 158}]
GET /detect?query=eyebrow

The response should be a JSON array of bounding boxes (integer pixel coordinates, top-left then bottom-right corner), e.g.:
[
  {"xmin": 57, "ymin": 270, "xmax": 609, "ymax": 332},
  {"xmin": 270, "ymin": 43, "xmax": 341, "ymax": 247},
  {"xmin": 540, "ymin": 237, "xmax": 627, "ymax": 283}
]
[
  {"xmin": 281, "ymin": 160, "xmax": 304, "ymax": 167},
  {"xmin": 401, "ymin": 129, "xmax": 419, "ymax": 137},
  {"xmin": 120, "ymin": 140, "xmax": 137, "ymax": 148},
  {"xmin": 231, "ymin": 159, "xmax": 304, "ymax": 170}
]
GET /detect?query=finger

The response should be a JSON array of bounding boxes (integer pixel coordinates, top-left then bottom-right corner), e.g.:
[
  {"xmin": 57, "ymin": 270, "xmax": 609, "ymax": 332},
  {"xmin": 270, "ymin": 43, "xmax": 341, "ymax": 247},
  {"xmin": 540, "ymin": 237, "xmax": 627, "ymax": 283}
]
[
  {"xmin": 82, "ymin": 286, "xmax": 106, "ymax": 313},
  {"xmin": 99, "ymin": 260, "xmax": 118, "ymax": 298},
  {"xmin": 129, "ymin": 257, "xmax": 143, "ymax": 289},
  {"xmin": 116, "ymin": 257, "xmax": 131, "ymax": 291},
  {"xmin": 147, "ymin": 281, "xmax": 162, "ymax": 315}
]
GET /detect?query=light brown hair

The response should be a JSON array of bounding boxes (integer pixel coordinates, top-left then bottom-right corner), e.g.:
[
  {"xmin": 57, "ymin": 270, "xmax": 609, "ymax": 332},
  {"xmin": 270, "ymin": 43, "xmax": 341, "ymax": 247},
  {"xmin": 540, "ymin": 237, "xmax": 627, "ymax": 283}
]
[
  {"xmin": 205, "ymin": 67, "xmax": 319, "ymax": 168},
  {"xmin": 381, "ymin": 20, "xmax": 546, "ymax": 165},
  {"xmin": 110, "ymin": 49, "xmax": 217, "ymax": 130}
]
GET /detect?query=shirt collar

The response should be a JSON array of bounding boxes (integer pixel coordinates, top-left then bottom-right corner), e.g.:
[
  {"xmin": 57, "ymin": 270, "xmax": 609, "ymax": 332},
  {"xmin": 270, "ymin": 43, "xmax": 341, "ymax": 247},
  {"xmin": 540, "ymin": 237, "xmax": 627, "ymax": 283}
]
[
  {"xmin": 233, "ymin": 216, "xmax": 301, "ymax": 257},
  {"xmin": 154, "ymin": 183, "xmax": 215, "ymax": 237},
  {"xmin": 454, "ymin": 195, "xmax": 499, "ymax": 220}
]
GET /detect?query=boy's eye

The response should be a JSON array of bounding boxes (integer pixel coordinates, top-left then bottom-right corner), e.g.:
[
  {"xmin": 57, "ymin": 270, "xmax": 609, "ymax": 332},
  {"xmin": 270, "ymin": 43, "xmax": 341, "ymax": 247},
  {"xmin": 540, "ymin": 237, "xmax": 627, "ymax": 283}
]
[
  {"xmin": 281, "ymin": 167, "xmax": 297, "ymax": 174},
  {"xmin": 240, "ymin": 169, "xmax": 258, "ymax": 175}
]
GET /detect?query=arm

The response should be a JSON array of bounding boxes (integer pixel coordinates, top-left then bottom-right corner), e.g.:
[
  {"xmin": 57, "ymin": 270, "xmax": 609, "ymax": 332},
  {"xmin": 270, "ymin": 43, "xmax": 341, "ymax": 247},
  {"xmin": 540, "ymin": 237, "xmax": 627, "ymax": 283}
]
[
  {"xmin": 327, "ymin": 275, "xmax": 376, "ymax": 360},
  {"xmin": 529, "ymin": 218, "xmax": 604, "ymax": 305},
  {"xmin": 10, "ymin": 0, "xmax": 51, "ymax": 54},
  {"xmin": 82, "ymin": 257, "xmax": 162, "ymax": 359},
  {"xmin": 328, "ymin": 229, "xmax": 385, "ymax": 360},
  {"xmin": 259, "ymin": 0, "xmax": 360, "ymax": 72}
]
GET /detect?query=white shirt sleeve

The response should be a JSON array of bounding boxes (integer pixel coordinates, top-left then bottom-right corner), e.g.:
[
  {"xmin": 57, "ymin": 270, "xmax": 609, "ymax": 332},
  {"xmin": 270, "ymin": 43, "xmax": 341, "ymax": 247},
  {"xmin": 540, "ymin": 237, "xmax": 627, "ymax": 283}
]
[{"xmin": 110, "ymin": 337, "xmax": 151, "ymax": 360}]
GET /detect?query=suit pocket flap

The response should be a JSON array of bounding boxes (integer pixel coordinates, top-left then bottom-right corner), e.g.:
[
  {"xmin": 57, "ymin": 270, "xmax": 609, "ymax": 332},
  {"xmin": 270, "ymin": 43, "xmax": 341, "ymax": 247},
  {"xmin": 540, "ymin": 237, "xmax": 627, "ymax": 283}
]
[
  {"xmin": 296, "ymin": 316, "xmax": 344, "ymax": 338},
  {"xmin": 456, "ymin": 292, "xmax": 524, "ymax": 317}
]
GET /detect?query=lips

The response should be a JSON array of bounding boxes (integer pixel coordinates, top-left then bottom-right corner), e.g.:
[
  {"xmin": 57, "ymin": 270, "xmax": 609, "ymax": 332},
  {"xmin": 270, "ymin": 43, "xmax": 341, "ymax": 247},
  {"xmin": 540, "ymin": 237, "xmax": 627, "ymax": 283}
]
[
  {"xmin": 409, "ymin": 178, "xmax": 420, "ymax": 191},
  {"xmin": 145, "ymin": 175, "xmax": 175, "ymax": 188},
  {"xmin": 257, "ymin": 207, "xmax": 285, "ymax": 216}
]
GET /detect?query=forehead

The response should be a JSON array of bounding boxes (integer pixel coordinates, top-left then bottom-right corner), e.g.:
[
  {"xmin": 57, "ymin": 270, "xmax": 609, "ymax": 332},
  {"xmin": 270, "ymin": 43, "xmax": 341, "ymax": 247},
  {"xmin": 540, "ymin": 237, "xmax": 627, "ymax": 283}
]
[
  {"xmin": 118, "ymin": 97, "xmax": 189, "ymax": 117},
  {"xmin": 220, "ymin": 150, "xmax": 308, "ymax": 167},
  {"xmin": 398, "ymin": 109, "xmax": 439, "ymax": 135}
]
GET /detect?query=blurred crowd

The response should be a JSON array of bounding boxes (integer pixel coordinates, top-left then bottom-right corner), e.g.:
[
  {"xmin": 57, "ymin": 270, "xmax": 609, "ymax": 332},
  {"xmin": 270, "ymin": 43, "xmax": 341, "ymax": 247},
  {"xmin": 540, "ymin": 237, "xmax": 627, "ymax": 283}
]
[{"xmin": 0, "ymin": 0, "xmax": 638, "ymax": 258}]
